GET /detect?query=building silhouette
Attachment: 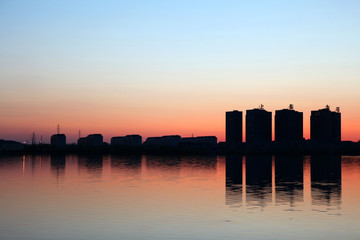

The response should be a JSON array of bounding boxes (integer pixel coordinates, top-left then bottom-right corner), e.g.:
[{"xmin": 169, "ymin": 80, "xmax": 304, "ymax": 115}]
[
  {"xmin": 78, "ymin": 134, "xmax": 103, "ymax": 147},
  {"xmin": 246, "ymin": 106, "xmax": 272, "ymax": 144},
  {"xmin": 275, "ymin": 106, "xmax": 303, "ymax": 142},
  {"xmin": 311, "ymin": 106, "xmax": 341, "ymax": 143},
  {"xmin": 51, "ymin": 134, "xmax": 66, "ymax": 147},
  {"xmin": 144, "ymin": 135, "xmax": 181, "ymax": 147},
  {"xmin": 111, "ymin": 135, "xmax": 142, "ymax": 146},
  {"xmin": 0, "ymin": 140, "xmax": 24, "ymax": 151},
  {"xmin": 180, "ymin": 136, "xmax": 217, "ymax": 148},
  {"xmin": 226, "ymin": 110, "xmax": 243, "ymax": 144}
]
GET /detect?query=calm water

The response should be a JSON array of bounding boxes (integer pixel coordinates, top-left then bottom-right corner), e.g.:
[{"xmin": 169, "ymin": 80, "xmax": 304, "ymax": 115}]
[{"xmin": 0, "ymin": 154, "xmax": 359, "ymax": 240}]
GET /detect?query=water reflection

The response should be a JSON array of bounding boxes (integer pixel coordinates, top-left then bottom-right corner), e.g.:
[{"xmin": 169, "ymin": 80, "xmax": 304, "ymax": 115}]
[
  {"xmin": 0, "ymin": 154, "xmax": 346, "ymax": 209},
  {"xmin": 246, "ymin": 155, "xmax": 272, "ymax": 208},
  {"xmin": 0, "ymin": 154, "xmax": 358, "ymax": 240},
  {"xmin": 181, "ymin": 155, "xmax": 217, "ymax": 169},
  {"xmin": 311, "ymin": 155, "xmax": 341, "ymax": 206},
  {"xmin": 180, "ymin": 155, "xmax": 217, "ymax": 178},
  {"xmin": 111, "ymin": 155, "xmax": 142, "ymax": 177},
  {"xmin": 145, "ymin": 155, "xmax": 182, "ymax": 180},
  {"xmin": 225, "ymin": 155, "xmax": 243, "ymax": 206},
  {"xmin": 78, "ymin": 154, "xmax": 103, "ymax": 178},
  {"xmin": 146, "ymin": 155, "xmax": 181, "ymax": 169},
  {"xmin": 225, "ymin": 154, "xmax": 343, "ymax": 209},
  {"xmin": 143, "ymin": 155, "xmax": 217, "ymax": 181},
  {"xmin": 50, "ymin": 154, "xmax": 66, "ymax": 182},
  {"xmin": 275, "ymin": 155, "xmax": 303, "ymax": 206}
]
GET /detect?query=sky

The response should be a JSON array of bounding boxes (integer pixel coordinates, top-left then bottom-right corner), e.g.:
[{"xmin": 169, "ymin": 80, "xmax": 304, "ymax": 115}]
[{"xmin": 0, "ymin": 0, "xmax": 360, "ymax": 143}]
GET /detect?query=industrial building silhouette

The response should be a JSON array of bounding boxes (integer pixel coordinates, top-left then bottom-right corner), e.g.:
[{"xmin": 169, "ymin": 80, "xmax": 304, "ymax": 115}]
[
  {"xmin": 310, "ymin": 106, "xmax": 341, "ymax": 143},
  {"xmin": 275, "ymin": 105, "xmax": 303, "ymax": 142},
  {"xmin": 6, "ymin": 104, "xmax": 349, "ymax": 154},
  {"xmin": 46, "ymin": 105, "xmax": 341, "ymax": 147},
  {"xmin": 246, "ymin": 106, "xmax": 272, "ymax": 144},
  {"xmin": 226, "ymin": 110, "xmax": 243, "ymax": 144},
  {"xmin": 225, "ymin": 105, "xmax": 341, "ymax": 145}
]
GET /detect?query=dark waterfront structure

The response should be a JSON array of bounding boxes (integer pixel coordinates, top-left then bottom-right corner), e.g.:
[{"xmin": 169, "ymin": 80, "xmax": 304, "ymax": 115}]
[
  {"xmin": 111, "ymin": 135, "xmax": 142, "ymax": 146},
  {"xmin": 144, "ymin": 135, "xmax": 181, "ymax": 147},
  {"xmin": 275, "ymin": 106, "xmax": 303, "ymax": 142},
  {"xmin": 311, "ymin": 106, "xmax": 341, "ymax": 143},
  {"xmin": 50, "ymin": 134, "xmax": 66, "ymax": 147},
  {"xmin": 226, "ymin": 110, "xmax": 243, "ymax": 144},
  {"xmin": 78, "ymin": 134, "xmax": 103, "ymax": 147},
  {"xmin": 180, "ymin": 136, "xmax": 217, "ymax": 148},
  {"xmin": 246, "ymin": 107, "xmax": 272, "ymax": 144},
  {"xmin": 0, "ymin": 140, "xmax": 24, "ymax": 151}
]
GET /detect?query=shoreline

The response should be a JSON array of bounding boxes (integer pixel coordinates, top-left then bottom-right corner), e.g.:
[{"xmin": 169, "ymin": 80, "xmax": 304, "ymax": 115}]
[{"xmin": 1, "ymin": 141, "xmax": 360, "ymax": 155}]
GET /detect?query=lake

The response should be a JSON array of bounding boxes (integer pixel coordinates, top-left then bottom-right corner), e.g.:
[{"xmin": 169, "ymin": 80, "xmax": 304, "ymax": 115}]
[{"xmin": 0, "ymin": 154, "xmax": 359, "ymax": 240}]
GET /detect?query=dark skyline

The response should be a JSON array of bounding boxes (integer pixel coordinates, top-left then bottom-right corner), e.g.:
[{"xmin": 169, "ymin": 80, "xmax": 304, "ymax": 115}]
[
  {"xmin": 225, "ymin": 105, "xmax": 342, "ymax": 145},
  {"xmin": 226, "ymin": 110, "xmax": 243, "ymax": 144},
  {"xmin": 275, "ymin": 106, "xmax": 303, "ymax": 142},
  {"xmin": 0, "ymin": 105, "xmax": 351, "ymax": 149},
  {"xmin": 246, "ymin": 107, "xmax": 272, "ymax": 144},
  {"xmin": 311, "ymin": 107, "xmax": 341, "ymax": 143}
]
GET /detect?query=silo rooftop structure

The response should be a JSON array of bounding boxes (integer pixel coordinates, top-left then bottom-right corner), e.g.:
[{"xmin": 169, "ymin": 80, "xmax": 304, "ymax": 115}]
[
  {"xmin": 246, "ymin": 105, "xmax": 272, "ymax": 144},
  {"xmin": 311, "ymin": 106, "xmax": 341, "ymax": 143},
  {"xmin": 226, "ymin": 110, "xmax": 243, "ymax": 144},
  {"xmin": 275, "ymin": 105, "xmax": 303, "ymax": 143}
]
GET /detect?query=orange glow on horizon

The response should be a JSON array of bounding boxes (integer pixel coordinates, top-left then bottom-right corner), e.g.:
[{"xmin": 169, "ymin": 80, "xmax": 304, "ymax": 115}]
[{"xmin": 1, "ymin": 104, "xmax": 360, "ymax": 143}]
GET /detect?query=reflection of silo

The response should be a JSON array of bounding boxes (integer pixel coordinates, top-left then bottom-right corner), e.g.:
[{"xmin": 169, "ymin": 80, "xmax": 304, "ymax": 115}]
[
  {"xmin": 225, "ymin": 155, "xmax": 243, "ymax": 206},
  {"xmin": 50, "ymin": 154, "xmax": 66, "ymax": 181},
  {"xmin": 111, "ymin": 155, "xmax": 142, "ymax": 176},
  {"xmin": 311, "ymin": 155, "xmax": 341, "ymax": 206},
  {"xmin": 246, "ymin": 155, "xmax": 272, "ymax": 208},
  {"xmin": 275, "ymin": 155, "xmax": 304, "ymax": 206},
  {"xmin": 78, "ymin": 154, "xmax": 103, "ymax": 178}
]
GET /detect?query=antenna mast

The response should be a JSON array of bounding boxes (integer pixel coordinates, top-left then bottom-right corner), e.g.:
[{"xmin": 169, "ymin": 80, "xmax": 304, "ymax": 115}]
[
  {"xmin": 57, "ymin": 124, "xmax": 60, "ymax": 134},
  {"xmin": 31, "ymin": 132, "xmax": 36, "ymax": 145}
]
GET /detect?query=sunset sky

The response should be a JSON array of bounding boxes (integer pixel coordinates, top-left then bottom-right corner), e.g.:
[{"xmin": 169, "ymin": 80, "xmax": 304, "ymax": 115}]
[{"xmin": 1, "ymin": 0, "xmax": 360, "ymax": 143}]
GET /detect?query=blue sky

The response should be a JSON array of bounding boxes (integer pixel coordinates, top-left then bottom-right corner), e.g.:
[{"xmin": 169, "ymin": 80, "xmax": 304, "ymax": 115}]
[{"xmin": 1, "ymin": 0, "xmax": 360, "ymax": 142}]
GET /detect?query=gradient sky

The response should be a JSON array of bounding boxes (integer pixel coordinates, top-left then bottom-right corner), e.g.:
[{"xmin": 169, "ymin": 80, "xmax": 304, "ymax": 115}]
[{"xmin": 1, "ymin": 0, "xmax": 360, "ymax": 143}]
